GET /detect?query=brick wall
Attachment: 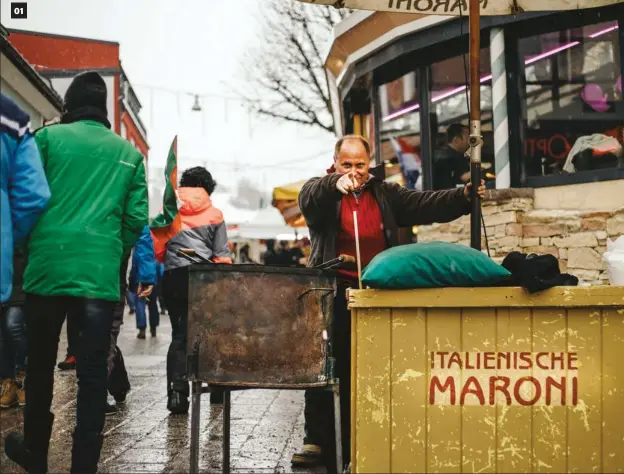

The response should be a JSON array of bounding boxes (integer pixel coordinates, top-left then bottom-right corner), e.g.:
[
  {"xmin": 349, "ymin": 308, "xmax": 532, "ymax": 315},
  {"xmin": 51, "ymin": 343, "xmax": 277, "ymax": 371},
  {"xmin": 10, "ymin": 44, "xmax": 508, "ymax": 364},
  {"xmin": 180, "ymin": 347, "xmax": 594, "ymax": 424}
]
[{"xmin": 417, "ymin": 189, "xmax": 624, "ymax": 285}]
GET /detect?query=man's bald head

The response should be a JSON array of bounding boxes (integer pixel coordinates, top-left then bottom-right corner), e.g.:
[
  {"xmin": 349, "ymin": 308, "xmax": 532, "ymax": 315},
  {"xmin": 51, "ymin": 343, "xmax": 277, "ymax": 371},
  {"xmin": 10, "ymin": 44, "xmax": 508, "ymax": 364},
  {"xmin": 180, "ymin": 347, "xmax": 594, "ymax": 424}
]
[{"xmin": 334, "ymin": 135, "xmax": 371, "ymax": 185}]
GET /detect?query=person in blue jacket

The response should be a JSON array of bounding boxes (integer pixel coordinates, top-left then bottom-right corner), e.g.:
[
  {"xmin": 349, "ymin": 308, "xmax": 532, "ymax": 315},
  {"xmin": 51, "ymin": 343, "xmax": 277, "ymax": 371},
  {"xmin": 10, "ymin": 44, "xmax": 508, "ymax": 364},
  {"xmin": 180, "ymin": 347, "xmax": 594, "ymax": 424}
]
[
  {"xmin": 0, "ymin": 94, "xmax": 50, "ymax": 303},
  {"xmin": 128, "ymin": 227, "xmax": 158, "ymax": 339},
  {"xmin": 0, "ymin": 94, "xmax": 50, "ymax": 409}
]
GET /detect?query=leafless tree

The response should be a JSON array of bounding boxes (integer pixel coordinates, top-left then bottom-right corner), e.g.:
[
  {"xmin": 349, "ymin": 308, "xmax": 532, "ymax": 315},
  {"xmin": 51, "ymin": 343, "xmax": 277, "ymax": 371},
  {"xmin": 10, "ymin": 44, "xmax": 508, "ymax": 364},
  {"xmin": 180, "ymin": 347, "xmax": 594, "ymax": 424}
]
[{"xmin": 239, "ymin": 0, "xmax": 349, "ymax": 135}]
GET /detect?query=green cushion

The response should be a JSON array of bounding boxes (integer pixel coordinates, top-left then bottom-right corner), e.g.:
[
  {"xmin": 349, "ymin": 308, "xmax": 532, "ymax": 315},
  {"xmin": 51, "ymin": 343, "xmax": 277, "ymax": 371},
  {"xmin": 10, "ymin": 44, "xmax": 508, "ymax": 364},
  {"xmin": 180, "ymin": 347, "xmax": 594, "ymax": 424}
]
[{"xmin": 361, "ymin": 242, "xmax": 511, "ymax": 289}]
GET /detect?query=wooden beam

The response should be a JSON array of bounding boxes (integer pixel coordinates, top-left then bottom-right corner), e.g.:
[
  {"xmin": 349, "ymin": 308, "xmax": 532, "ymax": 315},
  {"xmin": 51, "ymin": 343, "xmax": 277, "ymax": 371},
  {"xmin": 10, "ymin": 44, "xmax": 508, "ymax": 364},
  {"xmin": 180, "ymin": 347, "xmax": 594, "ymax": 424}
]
[{"xmin": 348, "ymin": 286, "xmax": 624, "ymax": 309}]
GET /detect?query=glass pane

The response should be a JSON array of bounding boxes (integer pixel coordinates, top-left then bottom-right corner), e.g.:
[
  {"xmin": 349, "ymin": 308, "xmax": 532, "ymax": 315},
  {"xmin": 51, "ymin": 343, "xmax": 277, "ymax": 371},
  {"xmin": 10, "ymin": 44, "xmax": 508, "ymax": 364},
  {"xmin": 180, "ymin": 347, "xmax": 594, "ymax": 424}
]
[
  {"xmin": 379, "ymin": 72, "xmax": 423, "ymax": 190},
  {"xmin": 519, "ymin": 21, "xmax": 623, "ymax": 178},
  {"xmin": 429, "ymin": 48, "xmax": 495, "ymax": 190}
]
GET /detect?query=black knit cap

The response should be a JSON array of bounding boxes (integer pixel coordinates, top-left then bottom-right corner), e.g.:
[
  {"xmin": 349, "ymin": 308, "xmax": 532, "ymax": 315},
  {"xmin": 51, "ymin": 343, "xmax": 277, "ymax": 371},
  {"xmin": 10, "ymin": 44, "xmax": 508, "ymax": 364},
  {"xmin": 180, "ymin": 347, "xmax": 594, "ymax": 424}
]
[{"xmin": 64, "ymin": 71, "xmax": 108, "ymax": 114}]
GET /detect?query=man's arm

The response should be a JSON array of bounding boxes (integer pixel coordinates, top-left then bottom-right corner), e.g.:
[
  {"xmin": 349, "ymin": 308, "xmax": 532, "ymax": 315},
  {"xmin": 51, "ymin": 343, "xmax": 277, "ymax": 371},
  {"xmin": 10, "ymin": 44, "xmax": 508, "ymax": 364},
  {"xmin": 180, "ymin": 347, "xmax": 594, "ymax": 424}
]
[
  {"xmin": 122, "ymin": 158, "xmax": 149, "ymax": 261},
  {"xmin": 389, "ymin": 183, "xmax": 470, "ymax": 227},
  {"xmin": 10, "ymin": 133, "xmax": 51, "ymax": 243},
  {"xmin": 298, "ymin": 174, "xmax": 342, "ymax": 227}
]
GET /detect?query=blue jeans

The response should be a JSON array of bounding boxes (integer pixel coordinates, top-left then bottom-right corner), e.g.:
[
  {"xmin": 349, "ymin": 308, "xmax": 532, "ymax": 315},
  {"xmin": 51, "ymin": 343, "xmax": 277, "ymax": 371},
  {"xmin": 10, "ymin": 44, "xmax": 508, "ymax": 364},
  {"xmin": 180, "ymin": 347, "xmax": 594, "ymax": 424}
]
[
  {"xmin": 0, "ymin": 305, "xmax": 27, "ymax": 379},
  {"xmin": 126, "ymin": 291, "xmax": 137, "ymax": 311},
  {"xmin": 135, "ymin": 296, "xmax": 160, "ymax": 330}
]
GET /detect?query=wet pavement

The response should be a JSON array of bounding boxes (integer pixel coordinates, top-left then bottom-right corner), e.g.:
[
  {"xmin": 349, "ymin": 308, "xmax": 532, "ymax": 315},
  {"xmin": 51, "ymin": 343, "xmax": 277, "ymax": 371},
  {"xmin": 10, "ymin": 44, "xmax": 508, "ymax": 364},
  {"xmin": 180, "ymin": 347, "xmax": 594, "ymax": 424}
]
[{"xmin": 0, "ymin": 311, "xmax": 325, "ymax": 473}]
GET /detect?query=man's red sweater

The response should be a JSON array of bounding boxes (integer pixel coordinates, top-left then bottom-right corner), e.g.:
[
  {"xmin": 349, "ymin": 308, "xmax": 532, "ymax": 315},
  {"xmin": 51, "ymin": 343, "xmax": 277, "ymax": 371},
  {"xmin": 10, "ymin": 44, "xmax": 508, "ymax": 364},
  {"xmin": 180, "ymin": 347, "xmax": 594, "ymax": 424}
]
[{"xmin": 336, "ymin": 187, "xmax": 386, "ymax": 283}]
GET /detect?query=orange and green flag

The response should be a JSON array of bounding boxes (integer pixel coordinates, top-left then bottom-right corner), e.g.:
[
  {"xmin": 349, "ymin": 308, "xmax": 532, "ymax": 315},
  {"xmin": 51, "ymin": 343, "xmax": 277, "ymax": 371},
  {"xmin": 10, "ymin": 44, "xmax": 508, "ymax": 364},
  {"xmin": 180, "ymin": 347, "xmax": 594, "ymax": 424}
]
[{"xmin": 150, "ymin": 136, "xmax": 182, "ymax": 262}]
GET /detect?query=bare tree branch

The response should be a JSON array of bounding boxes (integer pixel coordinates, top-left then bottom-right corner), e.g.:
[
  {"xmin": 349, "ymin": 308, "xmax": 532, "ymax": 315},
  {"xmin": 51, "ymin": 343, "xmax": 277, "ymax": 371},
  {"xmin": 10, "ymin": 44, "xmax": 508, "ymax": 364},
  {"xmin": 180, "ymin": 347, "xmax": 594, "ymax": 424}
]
[{"xmin": 237, "ymin": 0, "xmax": 349, "ymax": 135}]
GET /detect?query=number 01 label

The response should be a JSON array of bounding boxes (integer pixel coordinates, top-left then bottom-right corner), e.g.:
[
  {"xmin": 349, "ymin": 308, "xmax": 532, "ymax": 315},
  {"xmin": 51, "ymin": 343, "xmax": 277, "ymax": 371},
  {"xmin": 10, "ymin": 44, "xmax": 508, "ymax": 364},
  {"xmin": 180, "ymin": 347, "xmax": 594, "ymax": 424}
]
[{"xmin": 11, "ymin": 2, "xmax": 27, "ymax": 19}]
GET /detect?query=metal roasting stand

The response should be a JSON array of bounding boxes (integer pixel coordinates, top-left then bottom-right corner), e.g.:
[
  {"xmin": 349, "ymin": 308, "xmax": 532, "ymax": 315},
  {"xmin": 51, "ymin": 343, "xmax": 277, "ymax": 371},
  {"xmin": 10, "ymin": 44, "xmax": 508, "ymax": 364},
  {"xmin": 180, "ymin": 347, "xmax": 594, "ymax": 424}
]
[
  {"xmin": 178, "ymin": 249, "xmax": 348, "ymax": 474},
  {"xmin": 187, "ymin": 361, "xmax": 343, "ymax": 474}
]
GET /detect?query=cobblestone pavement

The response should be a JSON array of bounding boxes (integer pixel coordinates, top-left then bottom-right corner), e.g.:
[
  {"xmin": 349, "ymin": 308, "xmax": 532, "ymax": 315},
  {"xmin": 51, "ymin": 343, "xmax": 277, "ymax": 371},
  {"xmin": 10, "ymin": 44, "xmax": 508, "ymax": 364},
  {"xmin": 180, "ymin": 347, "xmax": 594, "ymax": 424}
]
[{"xmin": 0, "ymin": 311, "xmax": 325, "ymax": 473}]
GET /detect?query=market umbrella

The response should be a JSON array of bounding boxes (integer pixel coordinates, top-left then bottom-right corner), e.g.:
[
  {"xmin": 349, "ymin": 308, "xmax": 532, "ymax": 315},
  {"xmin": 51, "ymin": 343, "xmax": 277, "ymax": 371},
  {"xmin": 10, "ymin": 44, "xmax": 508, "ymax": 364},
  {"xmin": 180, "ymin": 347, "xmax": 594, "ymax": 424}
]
[
  {"xmin": 296, "ymin": 0, "xmax": 621, "ymax": 250},
  {"xmin": 272, "ymin": 180, "xmax": 309, "ymax": 228}
]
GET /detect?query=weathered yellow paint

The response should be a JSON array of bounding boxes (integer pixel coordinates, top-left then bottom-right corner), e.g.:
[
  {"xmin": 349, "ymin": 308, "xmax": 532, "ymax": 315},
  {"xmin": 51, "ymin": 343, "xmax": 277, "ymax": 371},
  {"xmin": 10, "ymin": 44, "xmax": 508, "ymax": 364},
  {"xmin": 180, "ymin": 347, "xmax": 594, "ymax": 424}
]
[
  {"xmin": 532, "ymin": 309, "xmax": 567, "ymax": 472},
  {"xmin": 497, "ymin": 308, "xmax": 532, "ymax": 473},
  {"xmin": 426, "ymin": 310, "xmax": 462, "ymax": 473},
  {"xmin": 350, "ymin": 287, "xmax": 624, "ymax": 473},
  {"xmin": 567, "ymin": 308, "xmax": 602, "ymax": 473},
  {"xmin": 602, "ymin": 308, "xmax": 624, "ymax": 473},
  {"xmin": 462, "ymin": 309, "xmax": 497, "ymax": 473},
  {"xmin": 354, "ymin": 308, "xmax": 391, "ymax": 473},
  {"xmin": 390, "ymin": 308, "xmax": 427, "ymax": 473}
]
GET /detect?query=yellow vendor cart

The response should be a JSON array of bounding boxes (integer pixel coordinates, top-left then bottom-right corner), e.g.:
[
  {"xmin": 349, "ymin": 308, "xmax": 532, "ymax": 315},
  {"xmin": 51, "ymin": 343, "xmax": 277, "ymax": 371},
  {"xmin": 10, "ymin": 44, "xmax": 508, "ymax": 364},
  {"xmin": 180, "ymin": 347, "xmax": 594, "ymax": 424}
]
[{"xmin": 348, "ymin": 286, "xmax": 624, "ymax": 474}]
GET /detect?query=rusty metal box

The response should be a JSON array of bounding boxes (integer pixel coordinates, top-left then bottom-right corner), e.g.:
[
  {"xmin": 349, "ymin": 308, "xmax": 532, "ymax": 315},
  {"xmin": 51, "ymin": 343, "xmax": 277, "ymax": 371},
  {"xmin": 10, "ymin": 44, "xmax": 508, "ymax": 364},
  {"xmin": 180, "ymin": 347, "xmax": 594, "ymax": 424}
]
[{"xmin": 186, "ymin": 264, "xmax": 336, "ymax": 388}]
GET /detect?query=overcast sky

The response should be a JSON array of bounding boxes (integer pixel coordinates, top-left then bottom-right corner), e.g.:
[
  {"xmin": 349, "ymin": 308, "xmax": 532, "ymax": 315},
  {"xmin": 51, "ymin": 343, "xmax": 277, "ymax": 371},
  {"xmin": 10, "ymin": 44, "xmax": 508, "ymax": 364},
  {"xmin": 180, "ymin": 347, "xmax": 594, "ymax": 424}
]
[{"xmin": 1, "ymin": 0, "xmax": 337, "ymax": 200}]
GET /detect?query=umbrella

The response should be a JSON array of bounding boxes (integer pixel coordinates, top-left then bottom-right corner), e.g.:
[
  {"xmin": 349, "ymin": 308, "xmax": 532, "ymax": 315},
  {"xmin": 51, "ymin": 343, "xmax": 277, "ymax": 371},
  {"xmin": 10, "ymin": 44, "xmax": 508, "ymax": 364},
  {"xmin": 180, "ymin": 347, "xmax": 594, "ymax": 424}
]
[{"xmin": 296, "ymin": 0, "xmax": 621, "ymax": 250}]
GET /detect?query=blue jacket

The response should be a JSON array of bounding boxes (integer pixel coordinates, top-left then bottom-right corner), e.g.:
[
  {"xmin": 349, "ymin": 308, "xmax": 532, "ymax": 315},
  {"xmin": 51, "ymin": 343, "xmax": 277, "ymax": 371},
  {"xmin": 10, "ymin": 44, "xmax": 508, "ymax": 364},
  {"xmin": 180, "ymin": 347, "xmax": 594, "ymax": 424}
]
[
  {"xmin": 129, "ymin": 225, "xmax": 157, "ymax": 290},
  {"xmin": 1, "ymin": 95, "xmax": 51, "ymax": 303}
]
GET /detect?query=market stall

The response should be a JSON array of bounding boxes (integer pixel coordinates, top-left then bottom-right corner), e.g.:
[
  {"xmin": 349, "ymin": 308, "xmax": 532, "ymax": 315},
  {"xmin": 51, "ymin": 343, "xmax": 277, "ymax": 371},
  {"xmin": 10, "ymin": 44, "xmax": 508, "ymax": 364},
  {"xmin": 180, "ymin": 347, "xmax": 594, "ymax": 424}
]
[
  {"xmin": 272, "ymin": 180, "xmax": 308, "ymax": 228},
  {"xmin": 348, "ymin": 285, "xmax": 624, "ymax": 473},
  {"xmin": 229, "ymin": 206, "xmax": 309, "ymax": 262}
]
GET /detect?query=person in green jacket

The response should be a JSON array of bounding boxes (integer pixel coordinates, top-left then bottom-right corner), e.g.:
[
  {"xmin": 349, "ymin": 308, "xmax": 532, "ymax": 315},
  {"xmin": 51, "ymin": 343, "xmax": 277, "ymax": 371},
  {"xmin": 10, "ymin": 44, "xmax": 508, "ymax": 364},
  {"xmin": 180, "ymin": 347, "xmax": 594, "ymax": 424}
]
[{"xmin": 4, "ymin": 71, "xmax": 148, "ymax": 474}]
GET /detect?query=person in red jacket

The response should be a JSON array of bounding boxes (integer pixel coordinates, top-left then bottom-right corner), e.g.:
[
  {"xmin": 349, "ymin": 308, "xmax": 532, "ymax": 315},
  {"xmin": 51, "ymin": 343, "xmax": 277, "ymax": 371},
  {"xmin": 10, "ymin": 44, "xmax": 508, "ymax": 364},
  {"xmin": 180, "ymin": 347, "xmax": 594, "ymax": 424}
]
[{"xmin": 293, "ymin": 135, "xmax": 485, "ymax": 472}]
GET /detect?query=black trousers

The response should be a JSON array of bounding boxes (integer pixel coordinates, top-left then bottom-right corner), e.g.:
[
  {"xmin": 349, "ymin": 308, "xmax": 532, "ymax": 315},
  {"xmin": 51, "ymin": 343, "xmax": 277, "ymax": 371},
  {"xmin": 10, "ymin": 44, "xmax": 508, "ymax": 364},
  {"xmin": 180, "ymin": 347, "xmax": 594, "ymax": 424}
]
[
  {"xmin": 303, "ymin": 284, "xmax": 351, "ymax": 472},
  {"xmin": 163, "ymin": 268, "xmax": 189, "ymax": 397},
  {"xmin": 24, "ymin": 294, "xmax": 113, "ymax": 466}
]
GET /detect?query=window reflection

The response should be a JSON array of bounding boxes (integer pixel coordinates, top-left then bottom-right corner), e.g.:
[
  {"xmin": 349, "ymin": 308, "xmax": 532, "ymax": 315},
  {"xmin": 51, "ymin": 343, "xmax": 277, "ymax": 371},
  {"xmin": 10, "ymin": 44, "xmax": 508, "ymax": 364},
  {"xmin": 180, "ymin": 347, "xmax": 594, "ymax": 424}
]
[
  {"xmin": 379, "ymin": 72, "xmax": 423, "ymax": 190},
  {"xmin": 519, "ymin": 21, "xmax": 623, "ymax": 177},
  {"xmin": 429, "ymin": 48, "xmax": 495, "ymax": 190}
]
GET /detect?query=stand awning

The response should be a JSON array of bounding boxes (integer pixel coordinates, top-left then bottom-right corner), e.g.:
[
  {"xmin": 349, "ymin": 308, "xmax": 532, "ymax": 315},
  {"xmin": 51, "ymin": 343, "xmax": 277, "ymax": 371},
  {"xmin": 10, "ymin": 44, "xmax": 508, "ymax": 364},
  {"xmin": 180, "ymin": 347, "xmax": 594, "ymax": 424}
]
[{"xmin": 272, "ymin": 180, "xmax": 308, "ymax": 228}]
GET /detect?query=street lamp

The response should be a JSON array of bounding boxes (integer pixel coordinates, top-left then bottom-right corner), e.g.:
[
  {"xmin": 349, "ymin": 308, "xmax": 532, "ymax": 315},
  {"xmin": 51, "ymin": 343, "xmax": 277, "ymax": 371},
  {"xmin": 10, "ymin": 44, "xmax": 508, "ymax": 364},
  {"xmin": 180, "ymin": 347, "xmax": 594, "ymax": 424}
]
[{"xmin": 192, "ymin": 94, "xmax": 202, "ymax": 112}]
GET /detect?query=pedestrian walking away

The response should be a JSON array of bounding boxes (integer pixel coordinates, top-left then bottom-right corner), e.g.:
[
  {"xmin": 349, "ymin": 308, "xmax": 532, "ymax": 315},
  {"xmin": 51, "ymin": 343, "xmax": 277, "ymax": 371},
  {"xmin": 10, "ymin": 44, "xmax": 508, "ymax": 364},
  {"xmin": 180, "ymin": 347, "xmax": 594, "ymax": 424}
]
[
  {"xmin": 3, "ymin": 71, "xmax": 148, "ymax": 474},
  {"xmin": 151, "ymin": 166, "xmax": 232, "ymax": 415},
  {"xmin": 0, "ymin": 94, "xmax": 50, "ymax": 410},
  {"xmin": 295, "ymin": 135, "xmax": 485, "ymax": 472},
  {"xmin": 129, "ymin": 226, "xmax": 158, "ymax": 339},
  {"xmin": 0, "ymin": 93, "xmax": 50, "ymax": 305},
  {"xmin": 0, "ymin": 248, "xmax": 29, "ymax": 409}
]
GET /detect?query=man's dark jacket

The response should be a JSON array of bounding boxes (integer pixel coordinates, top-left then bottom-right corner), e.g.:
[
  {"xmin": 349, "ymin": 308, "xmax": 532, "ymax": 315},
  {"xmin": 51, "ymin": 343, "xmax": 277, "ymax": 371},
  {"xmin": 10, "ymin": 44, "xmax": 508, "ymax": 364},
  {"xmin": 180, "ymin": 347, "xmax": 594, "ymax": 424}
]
[{"xmin": 299, "ymin": 169, "xmax": 472, "ymax": 268}]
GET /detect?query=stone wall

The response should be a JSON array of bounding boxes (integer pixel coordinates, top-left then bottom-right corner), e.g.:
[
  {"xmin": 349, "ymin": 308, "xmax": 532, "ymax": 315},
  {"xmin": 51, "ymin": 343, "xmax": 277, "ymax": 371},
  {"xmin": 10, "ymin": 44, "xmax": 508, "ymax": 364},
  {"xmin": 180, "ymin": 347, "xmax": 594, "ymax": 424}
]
[{"xmin": 417, "ymin": 189, "xmax": 624, "ymax": 285}]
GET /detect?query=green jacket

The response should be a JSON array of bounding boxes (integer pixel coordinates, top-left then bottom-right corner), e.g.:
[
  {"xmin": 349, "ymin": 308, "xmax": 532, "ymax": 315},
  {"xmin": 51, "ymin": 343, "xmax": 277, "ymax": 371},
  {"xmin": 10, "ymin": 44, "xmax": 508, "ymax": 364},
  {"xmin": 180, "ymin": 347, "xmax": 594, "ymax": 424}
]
[{"xmin": 24, "ymin": 120, "xmax": 148, "ymax": 301}]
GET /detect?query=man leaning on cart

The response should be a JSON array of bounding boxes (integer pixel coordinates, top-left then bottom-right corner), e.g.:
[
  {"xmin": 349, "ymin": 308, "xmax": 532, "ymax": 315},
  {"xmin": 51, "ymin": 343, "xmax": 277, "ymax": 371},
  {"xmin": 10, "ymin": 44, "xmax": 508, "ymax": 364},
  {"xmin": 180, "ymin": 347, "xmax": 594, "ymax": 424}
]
[{"xmin": 294, "ymin": 135, "xmax": 485, "ymax": 472}]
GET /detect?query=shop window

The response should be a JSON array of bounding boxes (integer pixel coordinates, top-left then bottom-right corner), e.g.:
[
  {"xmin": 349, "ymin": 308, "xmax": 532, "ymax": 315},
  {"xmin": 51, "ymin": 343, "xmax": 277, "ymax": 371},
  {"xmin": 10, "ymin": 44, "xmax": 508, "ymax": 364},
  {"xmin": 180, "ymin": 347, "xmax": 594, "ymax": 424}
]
[
  {"xmin": 379, "ymin": 72, "xmax": 423, "ymax": 190},
  {"xmin": 519, "ymin": 21, "xmax": 623, "ymax": 180},
  {"xmin": 428, "ymin": 48, "xmax": 494, "ymax": 191}
]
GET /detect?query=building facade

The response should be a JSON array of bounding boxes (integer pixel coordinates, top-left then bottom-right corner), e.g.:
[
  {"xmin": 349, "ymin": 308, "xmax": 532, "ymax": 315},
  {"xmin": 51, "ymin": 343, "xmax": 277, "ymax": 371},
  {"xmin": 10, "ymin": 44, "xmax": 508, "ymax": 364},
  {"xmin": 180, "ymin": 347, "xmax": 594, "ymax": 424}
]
[
  {"xmin": 0, "ymin": 24, "xmax": 62, "ymax": 127},
  {"xmin": 325, "ymin": 5, "xmax": 623, "ymax": 284},
  {"xmin": 7, "ymin": 29, "xmax": 149, "ymax": 163}
]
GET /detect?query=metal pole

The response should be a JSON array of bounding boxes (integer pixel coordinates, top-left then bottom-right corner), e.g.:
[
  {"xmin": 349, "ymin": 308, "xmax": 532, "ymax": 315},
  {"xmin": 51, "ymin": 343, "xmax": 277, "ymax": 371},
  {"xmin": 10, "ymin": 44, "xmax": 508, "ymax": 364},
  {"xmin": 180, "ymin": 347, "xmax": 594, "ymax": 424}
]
[
  {"xmin": 469, "ymin": 0, "xmax": 482, "ymax": 251},
  {"xmin": 333, "ymin": 384, "xmax": 344, "ymax": 474},
  {"xmin": 222, "ymin": 389, "xmax": 231, "ymax": 474},
  {"xmin": 190, "ymin": 381, "xmax": 202, "ymax": 474}
]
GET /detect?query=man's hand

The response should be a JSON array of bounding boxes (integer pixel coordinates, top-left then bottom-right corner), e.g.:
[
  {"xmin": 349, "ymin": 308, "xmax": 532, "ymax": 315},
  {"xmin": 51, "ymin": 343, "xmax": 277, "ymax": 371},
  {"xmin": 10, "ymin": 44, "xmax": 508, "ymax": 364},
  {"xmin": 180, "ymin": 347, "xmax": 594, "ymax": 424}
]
[
  {"xmin": 336, "ymin": 172, "xmax": 360, "ymax": 195},
  {"xmin": 464, "ymin": 180, "xmax": 486, "ymax": 201},
  {"xmin": 137, "ymin": 284, "xmax": 154, "ymax": 298}
]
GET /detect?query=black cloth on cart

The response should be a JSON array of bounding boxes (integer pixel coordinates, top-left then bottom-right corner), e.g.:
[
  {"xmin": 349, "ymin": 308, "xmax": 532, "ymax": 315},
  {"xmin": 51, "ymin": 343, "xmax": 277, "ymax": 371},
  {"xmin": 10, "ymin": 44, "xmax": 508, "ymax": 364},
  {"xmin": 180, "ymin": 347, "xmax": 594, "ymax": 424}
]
[{"xmin": 501, "ymin": 251, "xmax": 579, "ymax": 293}]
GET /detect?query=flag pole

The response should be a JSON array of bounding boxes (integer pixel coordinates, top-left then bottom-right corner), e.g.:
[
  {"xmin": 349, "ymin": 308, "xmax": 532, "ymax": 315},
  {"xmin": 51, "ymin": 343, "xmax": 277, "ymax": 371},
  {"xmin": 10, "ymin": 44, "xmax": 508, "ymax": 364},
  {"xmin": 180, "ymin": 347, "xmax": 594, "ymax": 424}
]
[{"xmin": 469, "ymin": 0, "xmax": 482, "ymax": 251}]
